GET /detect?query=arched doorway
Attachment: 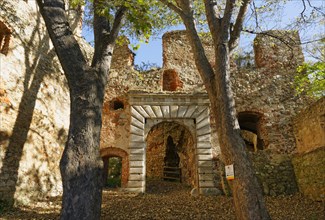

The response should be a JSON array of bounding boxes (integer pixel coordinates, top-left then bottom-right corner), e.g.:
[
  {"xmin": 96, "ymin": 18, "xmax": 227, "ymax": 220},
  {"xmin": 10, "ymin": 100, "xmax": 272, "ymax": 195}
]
[
  {"xmin": 127, "ymin": 92, "xmax": 218, "ymax": 195},
  {"xmin": 100, "ymin": 147, "xmax": 129, "ymax": 187},
  {"xmin": 146, "ymin": 121, "xmax": 196, "ymax": 188}
]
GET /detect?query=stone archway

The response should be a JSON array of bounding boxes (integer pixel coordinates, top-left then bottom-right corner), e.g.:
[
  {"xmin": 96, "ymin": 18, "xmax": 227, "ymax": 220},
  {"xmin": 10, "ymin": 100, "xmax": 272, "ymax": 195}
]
[
  {"xmin": 127, "ymin": 92, "xmax": 217, "ymax": 195},
  {"xmin": 100, "ymin": 147, "xmax": 129, "ymax": 187},
  {"xmin": 146, "ymin": 121, "xmax": 196, "ymax": 186}
]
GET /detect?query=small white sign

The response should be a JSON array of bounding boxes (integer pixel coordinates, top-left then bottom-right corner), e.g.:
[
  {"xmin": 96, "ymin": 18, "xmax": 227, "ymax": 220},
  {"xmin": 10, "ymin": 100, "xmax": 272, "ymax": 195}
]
[{"xmin": 225, "ymin": 164, "xmax": 234, "ymax": 180}]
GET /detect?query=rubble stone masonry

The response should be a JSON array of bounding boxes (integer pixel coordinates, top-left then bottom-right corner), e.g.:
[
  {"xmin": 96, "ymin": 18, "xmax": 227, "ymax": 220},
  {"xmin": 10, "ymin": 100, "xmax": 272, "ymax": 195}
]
[
  {"xmin": 292, "ymin": 97, "xmax": 325, "ymax": 201},
  {"xmin": 0, "ymin": 0, "xmax": 90, "ymax": 204}
]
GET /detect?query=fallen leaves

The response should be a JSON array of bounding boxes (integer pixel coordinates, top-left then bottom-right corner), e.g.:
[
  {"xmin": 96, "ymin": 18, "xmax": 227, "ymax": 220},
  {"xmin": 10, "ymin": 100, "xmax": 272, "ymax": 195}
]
[{"xmin": 1, "ymin": 180, "xmax": 324, "ymax": 219}]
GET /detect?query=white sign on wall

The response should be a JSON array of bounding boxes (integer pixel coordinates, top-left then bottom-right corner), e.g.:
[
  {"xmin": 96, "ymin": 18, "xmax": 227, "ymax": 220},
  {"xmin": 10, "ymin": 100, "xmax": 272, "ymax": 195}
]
[{"xmin": 225, "ymin": 164, "xmax": 234, "ymax": 180}]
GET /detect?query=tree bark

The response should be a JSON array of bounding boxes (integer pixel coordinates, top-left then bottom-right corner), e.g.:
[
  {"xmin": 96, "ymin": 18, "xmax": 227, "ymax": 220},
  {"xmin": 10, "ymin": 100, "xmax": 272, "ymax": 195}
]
[
  {"xmin": 60, "ymin": 69, "xmax": 105, "ymax": 219},
  {"xmin": 211, "ymin": 42, "xmax": 271, "ymax": 220},
  {"xmin": 161, "ymin": 0, "xmax": 271, "ymax": 219},
  {"xmin": 36, "ymin": 0, "xmax": 125, "ymax": 219}
]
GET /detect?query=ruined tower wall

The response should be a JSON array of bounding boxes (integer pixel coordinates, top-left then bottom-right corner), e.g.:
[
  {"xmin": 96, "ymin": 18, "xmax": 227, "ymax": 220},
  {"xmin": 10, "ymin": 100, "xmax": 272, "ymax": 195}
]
[
  {"xmin": 161, "ymin": 30, "xmax": 309, "ymax": 154},
  {"xmin": 233, "ymin": 31, "xmax": 311, "ymax": 195},
  {"xmin": 0, "ymin": 0, "xmax": 91, "ymax": 204},
  {"xmin": 162, "ymin": 31, "xmax": 207, "ymax": 92},
  {"xmin": 159, "ymin": 30, "xmax": 309, "ymax": 195},
  {"xmin": 233, "ymin": 31, "xmax": 308, "ymax": 154}
]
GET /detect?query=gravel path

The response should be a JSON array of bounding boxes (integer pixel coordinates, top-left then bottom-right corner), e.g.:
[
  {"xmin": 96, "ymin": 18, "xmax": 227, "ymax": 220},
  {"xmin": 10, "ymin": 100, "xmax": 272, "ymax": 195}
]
[{"xmin": 1, "ymin": 180, "xmax": 324, "ymax": 219}]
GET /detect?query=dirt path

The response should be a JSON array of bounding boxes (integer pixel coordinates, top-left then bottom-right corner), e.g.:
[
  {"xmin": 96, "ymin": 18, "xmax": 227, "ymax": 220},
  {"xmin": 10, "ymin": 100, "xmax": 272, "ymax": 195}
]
[{"xmin": 1, "ymin": 180, "xmax": 324, "ymax": 219}]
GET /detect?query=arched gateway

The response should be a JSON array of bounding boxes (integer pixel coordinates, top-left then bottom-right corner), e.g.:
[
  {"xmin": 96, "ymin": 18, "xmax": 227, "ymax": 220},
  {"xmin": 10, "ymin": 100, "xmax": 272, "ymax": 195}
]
[{"xmin": 127, "ymin": 92, "xmax": 218, "ymax": 195}]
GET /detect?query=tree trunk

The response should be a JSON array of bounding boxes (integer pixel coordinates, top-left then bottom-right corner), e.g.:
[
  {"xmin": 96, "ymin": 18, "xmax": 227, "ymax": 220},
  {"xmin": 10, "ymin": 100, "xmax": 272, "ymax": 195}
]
[
  {"xmin": 208, "ymin": 42, "xmax": 271, "ymax": 220},
  {"xmin": 169, "ymin": 0, "xmax": 270, "ymax": 217},
  {"xmin": 60, "ymin": 69, "xmax": 105, "ymax": 220},
  {"xmin": 35, "ymin": 1, "xmax": 120, "ymax": 218}
]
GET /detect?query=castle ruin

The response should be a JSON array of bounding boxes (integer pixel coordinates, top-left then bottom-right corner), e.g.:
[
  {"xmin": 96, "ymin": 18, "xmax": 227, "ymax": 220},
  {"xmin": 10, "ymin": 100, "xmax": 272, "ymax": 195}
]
[{"xmin": 0, "ymin": 0, "xmax": 324, "ymax": 205}]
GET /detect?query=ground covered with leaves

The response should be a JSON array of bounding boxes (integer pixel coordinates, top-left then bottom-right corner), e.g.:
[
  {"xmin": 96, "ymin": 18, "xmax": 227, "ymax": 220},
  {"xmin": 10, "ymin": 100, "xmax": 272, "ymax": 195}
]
[{"xmin": 1, "ymin": 180, "xmax": 324, "ymax": 219}]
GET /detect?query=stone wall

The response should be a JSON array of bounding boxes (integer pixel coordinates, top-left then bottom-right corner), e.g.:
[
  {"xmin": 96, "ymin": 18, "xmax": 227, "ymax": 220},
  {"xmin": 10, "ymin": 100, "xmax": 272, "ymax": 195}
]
[
  {"xmin": 231, "ymin": 31, "xmax": 309, "ymax": 195},
  {"xmin": 102, "ymin": 30, "xmax": 310, "ymax": 195},
  {"xmin": 233, "ymin": 31, "xmax": 310, "ymax": 154},
  {"xmin": 293, "ymin": 97, "xmax": 325, "ymax": 153},
  {"xmin": 250, "ymin": 151, "xmax": 298, "ymax": 196},
  {"xmin": 292, "ymin": 147, "xmax": 325, "ymax": 201},
  {"xmin": 254, "ymin": 30, "xmax": 304, "ymax": 69},
  {"xmin": 213, "ymin": 151, "xmax": 299, "ymax": 197},
  {"xmin": 292, "ymin": 97, "xmax": 325, "ymax": 201},
  {"xmin": 0, "ymin": 0, "xmax": 91, "ymax": 204},
  {"xmin": 162, "ymin": 31, "xmax": 207, "ymax": 93}
]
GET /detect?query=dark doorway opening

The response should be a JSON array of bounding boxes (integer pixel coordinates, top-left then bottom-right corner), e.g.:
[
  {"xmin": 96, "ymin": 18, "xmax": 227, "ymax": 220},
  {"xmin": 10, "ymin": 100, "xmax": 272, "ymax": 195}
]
[
  {"xmin": 163, "ymin": 136, "xmax": 181, "ymax": 182},
  {"xmin": 146, "ymin": 121, "xmax": 196, "ymax": 191},
  {"xmin": 102, "ymin": 156, "xmax": 122, "ymax": 188},
  {"xmin": 238, "ymin": 111, "xmax": 264, "ymax": 151}
]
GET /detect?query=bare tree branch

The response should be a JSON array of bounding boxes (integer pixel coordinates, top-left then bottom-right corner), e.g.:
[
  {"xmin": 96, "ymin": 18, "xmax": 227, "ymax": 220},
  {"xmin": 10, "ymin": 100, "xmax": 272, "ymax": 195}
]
[
  {"xmin": 229, "ymin": 0, "xmax": 251, "ymax": 52},
  {"xmin": 204, "ymin": 0, "xmax": 221, "ymax": 39},
  {"xmin": 160, "ymin": 0, "xmax": 186, "ymax": 18},
  {"xmin": 306, "ymin": 0, "xmax": 325, "ymax": 16},
  {"xmin": 300, "ymin": 0, "xmax": 325, "ymax": 21},
  {"xmin": 251, "ymin": 1, "xmax": 259, "ymax": 30},
  {"xmin": 242, "ymin": 29, "xmax": 296, "ymax": 51},
  {"xmin": 244, "ymin": 29, "xmax": 324, "ymax": 46},
  {"xmin": 110, "ymin": 7, "xmax": 127, "ymax": 41},
  {"xmin": 222, "ymin": 0, "xmax": 236, "ymax": 38},
  {"xmin": 300, "ymin": 0, "xmax": 307, "ymax": 22},
  {"xmin": 301, "ymin": 37, "xmax": 325, "ymax": 45}
]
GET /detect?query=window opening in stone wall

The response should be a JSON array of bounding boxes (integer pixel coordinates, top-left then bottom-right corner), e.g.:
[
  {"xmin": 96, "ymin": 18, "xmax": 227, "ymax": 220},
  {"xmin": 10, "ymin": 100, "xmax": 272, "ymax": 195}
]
[
  {"xmin": 102, "ymin": 156, "xmax": 122, "ymax": 188},
  {"xmin": 110, "ymin": 99, "xmax": 124, "ymax": 110},
  {"xmin": 162, "ymin": 69, "xmax": 183, "ymax": 91},
  {"xmin": 0, "ymin": 21, "xmax": 11, "ymax": 56},
  {"xmin": 238, "ymin": 112, "xmax": 264, "ymax": 151}
]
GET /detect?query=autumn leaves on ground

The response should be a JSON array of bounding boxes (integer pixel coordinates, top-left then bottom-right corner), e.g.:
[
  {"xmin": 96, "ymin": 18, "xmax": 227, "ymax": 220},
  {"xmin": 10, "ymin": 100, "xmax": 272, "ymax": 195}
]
[{"xmin": 1, "ymin": 180, "xmax": 324, "ymax": 220}]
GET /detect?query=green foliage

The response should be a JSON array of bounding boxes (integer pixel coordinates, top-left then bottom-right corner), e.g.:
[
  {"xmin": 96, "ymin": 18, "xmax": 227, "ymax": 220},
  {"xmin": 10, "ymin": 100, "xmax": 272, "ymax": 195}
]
[
  {"xmin": 122, "ymin": 0, "xmax": 181, "ymax": 41},
  {"xmin": 295, "ymin": 62, "xmax": 325, "ymax": 98},
  {"xmin": 69, "ymin": 0, "xmax": 85, "ymax": 8},
  {"xmin": 106, "ymin": 176, "xmax": 121, "ymax": 188},
  {"xmin": 78, "ymin": 0, "xmax": 181, "ymax": 43},
  {"xmin": 106, "ymin": 157, "xmax": 122, "ymax": 188}
]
